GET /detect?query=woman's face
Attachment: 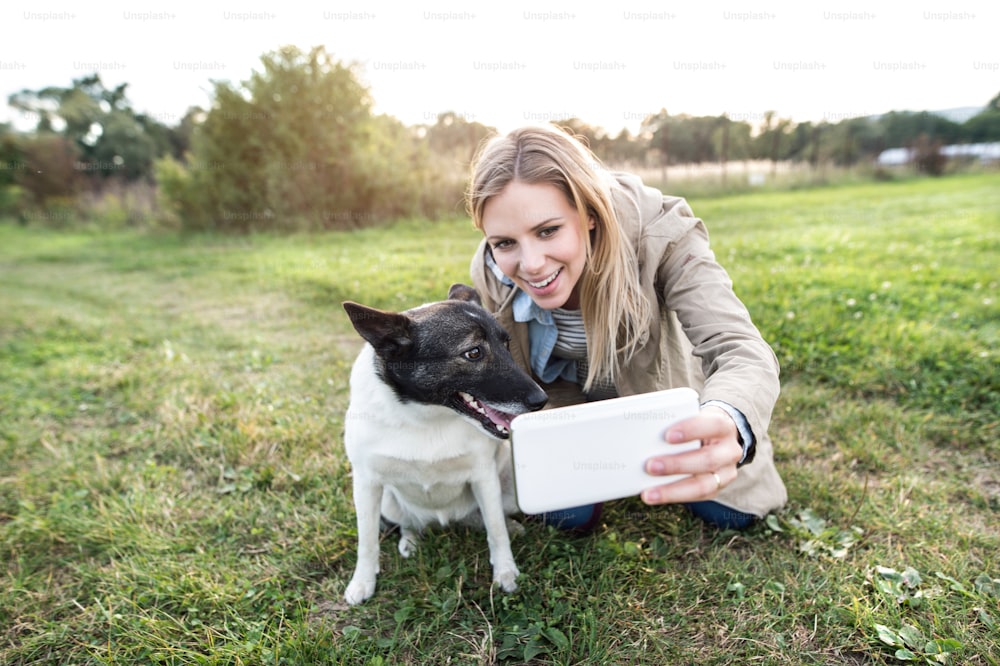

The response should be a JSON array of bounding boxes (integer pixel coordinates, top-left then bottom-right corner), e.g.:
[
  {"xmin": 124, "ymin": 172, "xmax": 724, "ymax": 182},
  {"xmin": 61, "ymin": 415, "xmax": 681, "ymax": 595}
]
[{"xmin": 481, "ymin": 180, "xmax": 593, "ymax": 310}]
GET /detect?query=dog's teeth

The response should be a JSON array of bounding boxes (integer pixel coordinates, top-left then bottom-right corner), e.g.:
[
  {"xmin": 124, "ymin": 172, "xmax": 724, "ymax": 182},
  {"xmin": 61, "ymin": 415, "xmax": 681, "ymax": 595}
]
[
  {"xmin": 459, "ymin": 391, "xmax": 510, "ymax": 435},
  {"xmin": 460, "ymin": 391, "xmax": 488, "ymax": 413}
]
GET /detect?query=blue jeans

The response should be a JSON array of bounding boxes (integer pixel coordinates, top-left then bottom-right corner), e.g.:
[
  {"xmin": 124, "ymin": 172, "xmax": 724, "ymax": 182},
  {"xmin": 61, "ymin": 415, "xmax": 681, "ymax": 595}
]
[
  {"xmin": 540, "ymin": 501, "xmax": 755, "ymax": 532},
  {"xmin": 684, "ymin": 501, "xmax": 756, "ymax": 530}
]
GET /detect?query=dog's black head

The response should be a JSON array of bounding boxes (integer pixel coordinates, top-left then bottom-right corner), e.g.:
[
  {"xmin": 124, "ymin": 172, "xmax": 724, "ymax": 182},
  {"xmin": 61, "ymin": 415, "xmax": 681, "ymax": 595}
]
[{"xmin": 343, "ymin": 284, "xmax": 547, "ymax": 438}]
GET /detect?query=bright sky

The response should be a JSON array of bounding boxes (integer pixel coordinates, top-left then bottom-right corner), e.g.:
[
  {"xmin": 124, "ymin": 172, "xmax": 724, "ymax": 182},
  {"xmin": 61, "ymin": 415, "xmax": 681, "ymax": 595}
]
[{"xmin": 2, "ymin": 1, "xmax": 997, "ymax": 135}]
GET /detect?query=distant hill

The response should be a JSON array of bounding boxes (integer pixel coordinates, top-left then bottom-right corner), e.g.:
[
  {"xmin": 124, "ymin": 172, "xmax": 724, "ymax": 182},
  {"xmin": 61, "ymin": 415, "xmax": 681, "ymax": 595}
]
[
  {"xmin": 928, "ymin": 106, "xmax": 985, "ymax": 123},
  {"xmin": 866, "ymin": 106, "xmax": 985, "ymax": 125}
]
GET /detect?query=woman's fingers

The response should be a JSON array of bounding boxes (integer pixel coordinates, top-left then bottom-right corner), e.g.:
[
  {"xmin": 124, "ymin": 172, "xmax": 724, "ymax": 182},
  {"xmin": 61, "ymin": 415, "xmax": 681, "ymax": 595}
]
[
  {"xmin": 644, "ymin": 439, "xmax": 741, "ymax": 476},
  {"xmin": 665, "ymin": 406, "xmax": 736, "ymax": 444},
  {"xmin": 641, "ymin": 464, "xmax": 738, "ymax": 505},
  {"xmin": 641, "ymin": 408, "xmax": 743, "ymax": 505}
]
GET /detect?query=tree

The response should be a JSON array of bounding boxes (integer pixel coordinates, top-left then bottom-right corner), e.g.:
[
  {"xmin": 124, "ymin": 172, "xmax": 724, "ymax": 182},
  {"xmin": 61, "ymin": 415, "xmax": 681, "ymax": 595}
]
[
  {"xmin": 0, "ymin": 126, "xmax": 24, "ymax": 215},
  {"xmin": 823, "ymin": 118, "xmax": 882, "ymax": 167},
  {"xmin": 641, "ymin": 109, "xmax": 671, "ymax": 182},
  {"xmin": 9, "ymin": 134, "xmax": 83, "ymax": 209},
  {"xmin": 551, "ymin": 118, "xmax": 611, "ymax": 159},
  {"xmin": 962, "ymin": 91, "xmax": 1000, "ymax": 143},
  {"xmin": 685, "ymin": 115, "xmax": 721, "ymax": 164},
  {"xmin": 604, "ymin": 128, "xmax": 644, "ymax": 167},
  {"xmin": 714, "ymin": 117, "xmax": 753, "ymax": 164},
  {"xmin": 878, "ymin": 111, "xmax": 962, "ymax": 149},
  {"xmin": 755, "ymin": 111, "xmax": 794, "ymax": 175},
  {"xmin": 423, "ymin": 111, "xmax": 493, "ymax": 163},
  {"xmin": 0, "ymin": 126, "xmax": 20, "ymax": 190},
  {"xmin": 808, "ymin": 123, "xmax": 826, "ymax": 169},
  {"xmin": 160, "ymin": 45, "xmax": 371, "ymax": 229},
  {"xmin": 986, "ymin": 91, "xmax": 1000, "ymax": 114},
  {"xmin": 158, "ymin": 45, "xmax": 442, "ymax": 231},
  {"xmin": 784, "ymin": 122, "xmax": 813, "ymax": 163},
  {"xmin": 8, "ymin": 75, "xmax": 172, "ymax": 181}
]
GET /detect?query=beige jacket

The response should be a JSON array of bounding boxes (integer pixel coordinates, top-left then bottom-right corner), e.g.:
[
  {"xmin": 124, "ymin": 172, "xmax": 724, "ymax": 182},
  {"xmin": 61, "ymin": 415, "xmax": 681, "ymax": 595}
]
[{"xmin": 470, "ymin": 171, "xmax": 787, "ymax": 517}]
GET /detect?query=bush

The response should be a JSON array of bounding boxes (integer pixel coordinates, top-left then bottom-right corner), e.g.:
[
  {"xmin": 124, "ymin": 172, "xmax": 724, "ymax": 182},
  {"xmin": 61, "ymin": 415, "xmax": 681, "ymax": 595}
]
[
  {"xmin": 153, "ymin": 155, "xmax": 208, "ymax": 230},
  {"xmin": 11, "ymin": 134, "xmax": 84, "ymax": 208},
  {"xmin": 912, "ymin": 133, "xmax": 947, "ymax": 176},
  {"xmin": 77, "ymin": 180, "xmax": 159, "ymax": 229},
  {"xmin": 155, "ymin": 45, "xmax": 461, "ymax": 232}
]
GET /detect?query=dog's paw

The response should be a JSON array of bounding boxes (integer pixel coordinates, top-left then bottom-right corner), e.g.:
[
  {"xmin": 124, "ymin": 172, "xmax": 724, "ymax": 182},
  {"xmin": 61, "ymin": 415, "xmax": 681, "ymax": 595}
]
[
  {"xmin": 344, "ymin": 577, "xmax": 376, "ymax": 606},
  {"xmin": 398, "ymin": 530, "xmax": 419, "ymax": 558},
  {"xmin": 506, "ymin": 518, "xmax": 525, "ymax": 538},
  {"xmin": 494, "ymin": 566, "xmax": 520, "ymax": 593}
]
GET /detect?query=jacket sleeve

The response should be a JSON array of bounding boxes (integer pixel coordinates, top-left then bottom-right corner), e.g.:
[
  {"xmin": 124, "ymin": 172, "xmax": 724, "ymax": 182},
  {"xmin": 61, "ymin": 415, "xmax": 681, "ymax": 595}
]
[{"xmin": 655, "ymin": 218, "xmax": 780, "ymax": 445}]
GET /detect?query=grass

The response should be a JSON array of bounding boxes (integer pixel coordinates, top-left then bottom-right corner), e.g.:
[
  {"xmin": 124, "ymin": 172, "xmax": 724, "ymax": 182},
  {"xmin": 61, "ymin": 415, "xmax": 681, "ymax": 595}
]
[{"xmin": 1, "ymin": 172, "xmax": 998, "ymax": 664}]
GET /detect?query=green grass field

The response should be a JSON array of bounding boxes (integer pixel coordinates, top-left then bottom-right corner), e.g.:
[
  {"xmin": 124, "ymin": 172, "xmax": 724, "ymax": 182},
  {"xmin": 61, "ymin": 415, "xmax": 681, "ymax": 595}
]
[{"xmin": 1, "ymin": 173, "xmax": 998, "ymax": 665}]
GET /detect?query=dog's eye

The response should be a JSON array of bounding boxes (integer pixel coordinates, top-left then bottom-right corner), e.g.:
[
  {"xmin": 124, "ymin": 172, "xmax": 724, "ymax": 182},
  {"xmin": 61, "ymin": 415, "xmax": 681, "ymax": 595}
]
[{"xmin": 463, "ymin": 347, "xmax": 482, "ymax": 361}]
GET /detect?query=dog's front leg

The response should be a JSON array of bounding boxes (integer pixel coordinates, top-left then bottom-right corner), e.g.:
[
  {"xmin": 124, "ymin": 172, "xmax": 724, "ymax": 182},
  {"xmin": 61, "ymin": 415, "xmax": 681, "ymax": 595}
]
[
  {"xmin": 345, "ymin": 474, "xmax": 383, "ymax": 605},
  {"xmin": 471, "ymin": 473, "xmax": 519, "ymax": 593}
]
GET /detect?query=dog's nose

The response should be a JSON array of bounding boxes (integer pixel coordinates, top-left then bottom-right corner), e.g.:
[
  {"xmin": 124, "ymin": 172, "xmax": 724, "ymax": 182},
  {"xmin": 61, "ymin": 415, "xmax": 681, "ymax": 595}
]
[{"xmin": 527, "ymin": 387, "xmax": 548, "ymax": 412}]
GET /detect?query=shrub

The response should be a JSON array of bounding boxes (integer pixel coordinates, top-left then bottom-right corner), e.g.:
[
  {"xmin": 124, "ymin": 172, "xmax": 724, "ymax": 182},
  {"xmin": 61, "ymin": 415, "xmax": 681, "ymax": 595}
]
[
  {"xmin": 11, "ymin": 134, "xmax": 84, "ymax": 209},
  {"xmin": 155, "ymin": 45, "xmax": 461, "ymax": 232},
  {"xmin": 911, "ymin": 133, "xmax": 947, "ymax": 176}
]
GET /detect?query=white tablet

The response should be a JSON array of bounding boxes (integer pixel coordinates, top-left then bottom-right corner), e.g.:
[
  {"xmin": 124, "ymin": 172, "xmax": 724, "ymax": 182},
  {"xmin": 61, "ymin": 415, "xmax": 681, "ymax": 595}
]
[{"xmin": 510, "ymin": 387, "xmax": 701, "ymax": 514}]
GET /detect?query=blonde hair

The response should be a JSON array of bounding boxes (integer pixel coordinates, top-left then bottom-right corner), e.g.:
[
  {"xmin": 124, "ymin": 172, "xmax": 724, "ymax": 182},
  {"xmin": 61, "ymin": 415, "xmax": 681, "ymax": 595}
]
[{"xmin": 467, "ymin": 124, "xmax": 652, "ymax": 392}]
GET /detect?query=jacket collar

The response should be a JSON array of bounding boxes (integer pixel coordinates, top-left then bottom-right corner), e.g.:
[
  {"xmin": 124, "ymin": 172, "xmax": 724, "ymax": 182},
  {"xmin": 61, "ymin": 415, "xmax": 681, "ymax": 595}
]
[{"xmin": 483, "ymin": 244, "xmax": 552, "ymax": 325}]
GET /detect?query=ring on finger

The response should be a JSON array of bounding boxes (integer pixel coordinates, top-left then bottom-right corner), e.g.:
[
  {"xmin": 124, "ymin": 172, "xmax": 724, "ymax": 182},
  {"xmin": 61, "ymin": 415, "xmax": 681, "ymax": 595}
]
[{"xmin": 711, "ymin": 471, "xmax": 722, "ymax": 490}]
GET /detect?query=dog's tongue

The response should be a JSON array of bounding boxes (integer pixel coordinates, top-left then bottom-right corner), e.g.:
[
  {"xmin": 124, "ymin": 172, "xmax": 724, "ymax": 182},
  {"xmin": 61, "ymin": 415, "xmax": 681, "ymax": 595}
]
[{"xmin": 482, "ymin": 403, "xmax": 515, "ymax": 430}]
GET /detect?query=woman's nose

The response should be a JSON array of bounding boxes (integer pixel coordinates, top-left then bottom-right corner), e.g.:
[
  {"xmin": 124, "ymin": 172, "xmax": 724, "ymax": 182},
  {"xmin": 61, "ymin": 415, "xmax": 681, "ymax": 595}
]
[{"xmin": 519, "ymin": 241, "xmax": 545, "ymax": 272}]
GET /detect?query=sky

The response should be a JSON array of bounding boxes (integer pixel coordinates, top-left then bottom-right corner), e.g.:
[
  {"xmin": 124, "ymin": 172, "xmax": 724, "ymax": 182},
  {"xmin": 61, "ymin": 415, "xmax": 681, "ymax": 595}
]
[{"xmin": 1, "ymin": 1, "xmax": 997, "ymax": 136}]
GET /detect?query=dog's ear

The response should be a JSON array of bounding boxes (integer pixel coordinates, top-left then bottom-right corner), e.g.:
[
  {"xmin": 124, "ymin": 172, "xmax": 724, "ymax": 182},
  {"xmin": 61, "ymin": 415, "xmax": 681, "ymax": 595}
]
[
  {"xmin": 448, "ymin": 283, "xmax": 482, "ymax": 306},
  {"xmin": 343, "ymin": 302, "xmax": 413, "ymax": 359}
]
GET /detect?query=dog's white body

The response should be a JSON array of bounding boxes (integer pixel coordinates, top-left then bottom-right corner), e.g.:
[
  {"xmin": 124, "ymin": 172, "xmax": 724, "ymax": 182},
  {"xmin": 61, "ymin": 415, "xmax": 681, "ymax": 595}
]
[{"xmin": 343, "ymin": 343, "xmax": 520, "ymax": 605}]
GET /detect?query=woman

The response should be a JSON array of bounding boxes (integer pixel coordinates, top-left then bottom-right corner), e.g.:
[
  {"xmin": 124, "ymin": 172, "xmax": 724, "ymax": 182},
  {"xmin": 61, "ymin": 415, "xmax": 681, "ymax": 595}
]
[{"xmin": 466, "ymin": 124, "xmax": 787, "ymax": 531}]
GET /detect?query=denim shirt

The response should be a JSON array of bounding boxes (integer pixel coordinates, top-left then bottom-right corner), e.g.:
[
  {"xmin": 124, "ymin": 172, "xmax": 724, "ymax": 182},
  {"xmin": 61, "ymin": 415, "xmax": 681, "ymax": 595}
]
[
  {"xmin": 485, "ymin": 250, "xmax": 578, "ymax": 382},
  {"xmin": 483, "ymin": 250, "xmax": 756, "ymax": 462}
]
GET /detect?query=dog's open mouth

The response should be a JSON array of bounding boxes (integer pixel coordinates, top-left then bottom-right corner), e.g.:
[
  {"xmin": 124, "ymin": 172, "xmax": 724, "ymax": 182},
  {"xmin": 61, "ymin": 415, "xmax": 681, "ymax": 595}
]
[{"xmin": 455, "ymin": 391, "xmax": 518, "ymax": 438}]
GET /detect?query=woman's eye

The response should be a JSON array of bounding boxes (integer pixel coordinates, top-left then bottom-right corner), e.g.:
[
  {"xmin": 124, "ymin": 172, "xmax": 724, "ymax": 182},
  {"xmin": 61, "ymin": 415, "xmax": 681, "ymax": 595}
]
[
  {"xmin": 492, "ymin": 240, "xmax": 512, "ymax": 251},
  {"xmin": 539, "ymin": 226, "xmax": 560, "ymax": 238},
  {"xmin": 463, "ymin": 347, "xmax": 482, "ymax": 361}
]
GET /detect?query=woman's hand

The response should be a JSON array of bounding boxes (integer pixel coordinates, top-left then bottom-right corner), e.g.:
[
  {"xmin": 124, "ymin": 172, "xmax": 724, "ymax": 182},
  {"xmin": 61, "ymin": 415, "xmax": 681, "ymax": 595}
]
[{"xmin": 640, "ymin": 405, "xmax": 743, "ymax": 505}]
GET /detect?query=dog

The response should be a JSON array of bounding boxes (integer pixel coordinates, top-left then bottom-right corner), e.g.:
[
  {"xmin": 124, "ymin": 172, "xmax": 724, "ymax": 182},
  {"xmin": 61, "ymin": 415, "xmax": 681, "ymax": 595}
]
[{"xmin": 341, "ymin": 283, "xmax": 547, "ymax": 605}]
